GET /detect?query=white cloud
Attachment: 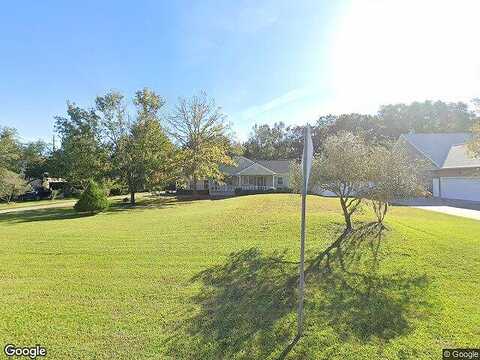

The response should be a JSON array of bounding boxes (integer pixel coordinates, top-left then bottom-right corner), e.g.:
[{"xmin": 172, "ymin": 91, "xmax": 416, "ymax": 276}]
[{"xmin": 239, "ymin": 88, "xmax": 310, "ymax": 119}]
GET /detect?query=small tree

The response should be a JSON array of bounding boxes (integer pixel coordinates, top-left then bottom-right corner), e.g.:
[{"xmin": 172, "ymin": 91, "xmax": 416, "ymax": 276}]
[
  {"xmin": 0, "ymin": 168, "xmax": 29, "ymax": 203},
  {"xmin": 310, "ymin": 132, "xmax": 372, "ymax": 231},
  {"xmin": 366, "ymin": 146, "xmax": 425, "ymax": 224},
  {"xmin": 74, "ymin": 180, "xmax": 109, "ymax": 214}
]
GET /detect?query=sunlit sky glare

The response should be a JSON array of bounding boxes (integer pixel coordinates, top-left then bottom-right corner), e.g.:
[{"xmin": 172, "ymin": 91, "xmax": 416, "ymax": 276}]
[{"xmin": 0, "ymin": 0, "xmax": 478, "ymax": 142}]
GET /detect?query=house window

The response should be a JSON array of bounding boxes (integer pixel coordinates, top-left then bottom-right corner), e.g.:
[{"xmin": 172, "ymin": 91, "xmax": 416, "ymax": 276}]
[
  {"xmin": 249, "ymin": 176, "xmax": 255, "ymax": 185},
  {"xmin": 242, "ymin": 176, "xmax": 249, "ymax": 185},
  {"xmin": 204, "ymin": 180, "xmax": 209, "ymax": 189},
  {"xmin": 278, "ymin": 177, "xmax": 284, "ymax": 186}
]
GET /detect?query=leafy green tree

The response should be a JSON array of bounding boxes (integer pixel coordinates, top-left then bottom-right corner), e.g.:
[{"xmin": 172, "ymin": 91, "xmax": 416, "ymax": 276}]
[
  {"xmin": 0, "ymin": 168, "xmax": 29, "ymax": 203},
  {"xmin": 0, "ymin": 127, "xmax": 22, "ymax": 172},
  {"xmin": 168, "ymin": 92, "xmax": 233, "ymax": 193},
  {"xmin": 96, "ymin": 89, "xmax": 175, "ymax": 205},
  {"xmin": 53, "ymin": 103, "xmax": 109, "ymax": 188},
  {"xmin": 74, "ymin": 179, "xmax": 109, "ymax": 213},
  {"xmin": 22, "ymin": 140, "xmax": 49, "ymax": 182}
]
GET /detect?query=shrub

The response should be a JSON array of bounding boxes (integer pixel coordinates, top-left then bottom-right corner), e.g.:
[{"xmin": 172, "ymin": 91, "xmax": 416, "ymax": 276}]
[{"xmin": 74, "ymin": 180, "xmax": 109, "ymax": 214}]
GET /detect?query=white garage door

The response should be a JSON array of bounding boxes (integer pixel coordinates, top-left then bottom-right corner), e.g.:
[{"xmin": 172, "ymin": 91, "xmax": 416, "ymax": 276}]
[{"xmin": 441, "ymin": 177, "xmax": 480, "ymax": 201}]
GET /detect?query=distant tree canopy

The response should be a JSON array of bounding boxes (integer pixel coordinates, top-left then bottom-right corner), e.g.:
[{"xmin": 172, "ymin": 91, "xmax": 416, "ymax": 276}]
[
  {"xmin": 242, "ymin": 99, "xmax": 478, "ymax": 160},
  {"xmin": 378, "ymin": 100, "xmax": 476, "ymax": 138},
  {"xmin": 467, "ymin": 98, "xmax": 480, "ymax": 158}
]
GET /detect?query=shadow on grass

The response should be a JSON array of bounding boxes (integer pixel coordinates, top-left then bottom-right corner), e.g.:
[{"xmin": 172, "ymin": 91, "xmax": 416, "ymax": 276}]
[
  {"xmin": 0, "ymin": 207, "xmax": 94, "ymax": 223},
  {"xmin": 166, "ymin": 224, "xmax": 431, "ymax": 359},
  {"xmin": 0, "ymin": 195, "xmax": 204, "ymax": 224}
]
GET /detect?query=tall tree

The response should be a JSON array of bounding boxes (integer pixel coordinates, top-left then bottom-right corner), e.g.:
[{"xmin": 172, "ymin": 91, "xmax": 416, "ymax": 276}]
[
  {"xmin": 0, "ymin": 168, "xmax": 28, "ymax": 203},
  {"xmin": 168, "ymin": 92, "xmax": 233, "ymax": 193},
  {"xmin": 0, "ymin": 127, "xmax": 22, "ymax": 172},
  {"xmin": 96, "ymin": 89, "xmax": 175, "ymax": 205},
  {"xmin": 22, "ymin": 140, "xmax": 49, "ymax": 183},
  {"xmin": 53, "ymin": 103, "xmax": 109, "ymax": 188}
]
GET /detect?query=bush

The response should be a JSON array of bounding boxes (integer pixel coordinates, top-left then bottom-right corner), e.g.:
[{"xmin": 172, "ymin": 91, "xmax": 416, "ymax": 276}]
[{"xmin": 74, "ymin": 180, "xmax": 109, "ymax": 214}]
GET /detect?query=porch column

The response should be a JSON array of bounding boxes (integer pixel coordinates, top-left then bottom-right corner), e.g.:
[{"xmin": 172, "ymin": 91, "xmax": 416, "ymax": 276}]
[{"xmin": 272, "ymin": 174, "xmax": 275, "ymax": 189}]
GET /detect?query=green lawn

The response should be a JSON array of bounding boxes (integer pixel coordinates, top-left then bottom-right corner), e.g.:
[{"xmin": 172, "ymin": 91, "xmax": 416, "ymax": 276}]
[
  {"xmin": 0, "ymin": 198, "xmax": 75, "ymax": 210},
  {"xmin": 0, "ymin": 194, "xmax": 478, "ymax": 359}
]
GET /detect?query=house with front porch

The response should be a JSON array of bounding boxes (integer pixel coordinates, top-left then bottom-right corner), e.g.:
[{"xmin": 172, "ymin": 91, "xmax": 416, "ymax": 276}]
[{"xmin": 187, "ymin": 156, "xmax": 292, "ymax": 196}]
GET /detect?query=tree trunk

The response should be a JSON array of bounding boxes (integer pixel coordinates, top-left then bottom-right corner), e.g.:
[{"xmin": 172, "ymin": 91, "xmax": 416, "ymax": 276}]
[
  {"xmin": 128, "ymin": 174, "xmax": 136, "ymax": 206},
  {"xmin": 192, "ymin": 175, "xmax": 198, "ymax": 196},
  {"xmin": 339, "ymin": 197, "xmax": 352, "ymax": 231}
]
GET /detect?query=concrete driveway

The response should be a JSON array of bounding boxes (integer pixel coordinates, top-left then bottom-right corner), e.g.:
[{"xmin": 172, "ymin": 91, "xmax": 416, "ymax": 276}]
[
  {"xmin": 394, "ymin": 197, "xmax": 480, "ymax": 221},
  {"xmin": 413, "ymin": 205, "xmax": 480, "ymax": 220}
]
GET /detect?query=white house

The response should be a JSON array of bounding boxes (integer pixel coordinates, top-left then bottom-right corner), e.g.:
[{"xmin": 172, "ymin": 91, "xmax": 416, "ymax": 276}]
[
  {"xmin": 398, "ymin": 133, "xmax": 480, "ymax": 202},
  {"xmin": 187, "ymin": 156, "xmax": 291, "ymax": 196}
]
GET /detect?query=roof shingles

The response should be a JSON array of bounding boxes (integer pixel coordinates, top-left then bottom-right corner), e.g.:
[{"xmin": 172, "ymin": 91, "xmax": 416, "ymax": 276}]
[
  {"xmin": 220, "ymin": 156, "xmax": 291, "ymax": 175},
  {"xmin": 402, "ymin": 132, "xmax": 479, "ymax": 169}
]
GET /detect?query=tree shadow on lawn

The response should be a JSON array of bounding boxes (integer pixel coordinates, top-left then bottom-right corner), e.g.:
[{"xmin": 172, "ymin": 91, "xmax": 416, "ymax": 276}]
[
  {"xmin": 0, "ymin": 196, "xmax": 194, "ymax": 224},
  {"xmin": 0, "ymin": 207, "xmax": 94, "ymax": 223},
  {"xmin": 166, "ymin": 225, "xmax": 431, "ymax": 359}
]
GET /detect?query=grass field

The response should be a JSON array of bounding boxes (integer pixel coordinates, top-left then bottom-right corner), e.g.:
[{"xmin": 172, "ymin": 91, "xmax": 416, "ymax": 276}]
[
  {"xmin": 0, "ymin": 194, "xmax": 479, "ymax": 359},
  {"xmin": 0, "ymin": 199, "xmax": 75, "ymax": 211}
]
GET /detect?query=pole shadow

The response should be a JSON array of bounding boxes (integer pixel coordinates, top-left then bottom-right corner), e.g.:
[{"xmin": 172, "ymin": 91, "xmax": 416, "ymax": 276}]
[{"xmin": 165, "ymin": 224, "xmax": 431, "ymax": 359}]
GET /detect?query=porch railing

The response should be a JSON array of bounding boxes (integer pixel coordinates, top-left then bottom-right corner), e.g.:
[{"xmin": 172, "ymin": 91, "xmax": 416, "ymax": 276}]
[{"xmin": 209, "ymin": 184, "xmax": 275, "ymax": 193}]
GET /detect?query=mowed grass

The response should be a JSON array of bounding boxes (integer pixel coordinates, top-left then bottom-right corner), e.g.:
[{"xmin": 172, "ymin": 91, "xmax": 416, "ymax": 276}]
[
  {"xmin": 0, "ymin": 199, "xmax": 75, "ymax": 211},
  {"xmin": 0, "ymin": 194, "xmax": 479, "ymax": 359}
]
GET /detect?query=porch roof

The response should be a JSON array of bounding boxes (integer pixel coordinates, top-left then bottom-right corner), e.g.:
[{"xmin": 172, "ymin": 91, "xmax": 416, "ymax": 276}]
[
  {"xmin": 237, "ymin": 162, "xmax": 276, "ymax": 176},
  {"xmin": 220, "ymin": 156, "xmax": 291, "ymax": 176}
]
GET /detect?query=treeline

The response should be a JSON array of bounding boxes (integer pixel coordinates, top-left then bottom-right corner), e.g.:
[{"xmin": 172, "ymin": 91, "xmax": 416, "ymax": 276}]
[
  {"xmin": 243, "ymin": 99, "xmax": 480, "ymax": 160},
  {"xmin": 0, "ymin": 89, "xmax": 235, "ymax": 204},
  {"xmin": 1, "ymin": 96, "xmax": 479, "ymax": 204}
]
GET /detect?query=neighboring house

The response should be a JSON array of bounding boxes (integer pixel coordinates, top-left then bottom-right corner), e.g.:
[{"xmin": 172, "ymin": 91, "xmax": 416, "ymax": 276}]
[
  {"xmin": 398, "ymin": 133, "xmax": 480, "ymax": 201},
  {"xmin": 187, "ymin": 156, "xmax": 292, "ymax": 196}
]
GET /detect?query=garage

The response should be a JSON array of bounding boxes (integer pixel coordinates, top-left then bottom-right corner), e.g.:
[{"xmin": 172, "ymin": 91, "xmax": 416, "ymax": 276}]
[{"xmin": 438, "ymin": 177, "xmax": 480, "ymax": 202}]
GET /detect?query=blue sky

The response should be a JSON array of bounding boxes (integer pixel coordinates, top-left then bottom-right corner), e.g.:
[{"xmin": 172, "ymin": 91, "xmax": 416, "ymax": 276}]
[{"xmin": 1, "ymin": 0, "xmax": 479, "ymax": 142}]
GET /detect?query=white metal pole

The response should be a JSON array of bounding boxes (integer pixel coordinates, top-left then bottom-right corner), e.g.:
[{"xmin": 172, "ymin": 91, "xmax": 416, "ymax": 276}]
[
  {"xmin": 297, "ymin": 186, "xmax": 307, "ymax": 337},
  {"xmin": 297, "ymin": 126, "xmax": 309, "ymax": 337}
]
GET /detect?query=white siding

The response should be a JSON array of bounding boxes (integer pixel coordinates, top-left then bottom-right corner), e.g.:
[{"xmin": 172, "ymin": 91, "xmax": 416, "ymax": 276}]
[{"xmin": 275, "ymin": 173, "xmax": 289, "ymax": 188}]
